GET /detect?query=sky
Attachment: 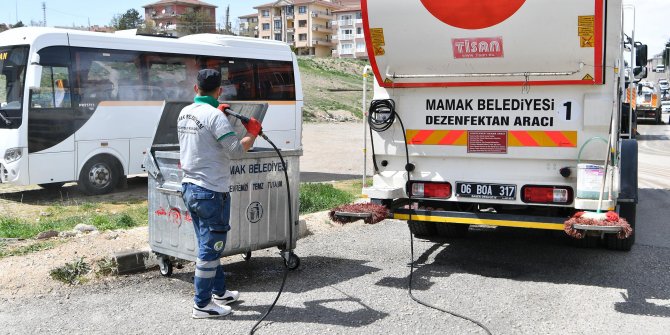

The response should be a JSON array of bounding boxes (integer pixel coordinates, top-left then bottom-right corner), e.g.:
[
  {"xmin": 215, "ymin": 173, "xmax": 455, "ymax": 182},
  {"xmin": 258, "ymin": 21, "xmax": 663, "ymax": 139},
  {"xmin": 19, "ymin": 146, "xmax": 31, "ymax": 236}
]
[{"xmin": 5, "ymin": 0, "xmax": 670, "ymax": 55}]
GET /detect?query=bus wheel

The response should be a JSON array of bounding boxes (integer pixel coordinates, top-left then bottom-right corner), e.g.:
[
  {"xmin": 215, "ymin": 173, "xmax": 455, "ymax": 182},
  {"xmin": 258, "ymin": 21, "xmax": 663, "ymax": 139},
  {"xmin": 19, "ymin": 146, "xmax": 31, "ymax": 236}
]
[
  {"xmin": 78, "ymin": 156, "xmax": 120, "ymax": 195},
  {"xmin": 38, "ymin": 182, "xmax": 65, "ymax": 190},
  {"xmin": 606, "ymin": 203, "xmax": 636, "ymax": 251},
  {"xmin": 407, "ymin": 220, "xmax": 436, "ymax": 237}
]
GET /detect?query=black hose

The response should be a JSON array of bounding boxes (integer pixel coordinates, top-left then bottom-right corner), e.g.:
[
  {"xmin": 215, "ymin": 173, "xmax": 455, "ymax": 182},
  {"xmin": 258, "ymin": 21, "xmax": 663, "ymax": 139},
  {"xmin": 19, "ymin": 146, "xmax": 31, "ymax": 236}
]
[
  {"xmin": 368, "ymin": 99, "xmax": 493, "ymax": 335},
  {"xmin": 248, "ymin": 133, "xmax": 293, "ymax": 335},
  {"xmin": 368, "ymin": 99, "xmax": 398, "ymax": 172},
  {"xmin": 368, "ymin": 99, "xmax": 397, "ymax": 132}
]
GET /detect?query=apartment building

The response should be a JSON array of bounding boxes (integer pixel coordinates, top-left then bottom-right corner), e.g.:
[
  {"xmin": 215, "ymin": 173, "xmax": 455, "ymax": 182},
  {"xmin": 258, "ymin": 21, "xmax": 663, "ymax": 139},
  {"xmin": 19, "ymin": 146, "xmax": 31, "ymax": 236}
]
[
  {"xmin": 254, "ymin": 0, "xmax": 341, "ymax": 57},
  {"xmin": 143, "ymin": 0, "xmax": 217, "ymax": 36},
  {"xmin": 332, "ymin": 4, "xmax": 367, "ymax": 59},
  {"xmin": 238, "ymin": 13, "xmax": 259, "ymax": 38}
]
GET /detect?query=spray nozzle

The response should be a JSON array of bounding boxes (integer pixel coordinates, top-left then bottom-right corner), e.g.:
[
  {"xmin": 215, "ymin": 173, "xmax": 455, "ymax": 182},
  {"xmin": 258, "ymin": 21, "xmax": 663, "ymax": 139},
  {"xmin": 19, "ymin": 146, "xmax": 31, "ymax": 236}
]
[{"xmin": 218, "ymin": 104, "xmax": 263, "ymax": 136}]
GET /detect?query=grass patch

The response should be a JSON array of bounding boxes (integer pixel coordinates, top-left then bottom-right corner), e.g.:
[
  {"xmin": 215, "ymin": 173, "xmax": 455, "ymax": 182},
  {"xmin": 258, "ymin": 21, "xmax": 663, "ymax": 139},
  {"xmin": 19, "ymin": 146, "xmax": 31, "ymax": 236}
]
[
  {"xmin": 0, "ymin": 204, "xmax": 148, "ymax": 239},
  {"xmin": 332, "ymin": 179, "xmax": 373, "ymax": 196},
  {"xmin": 95, "ymin": 257, "xmax": 118, "ymax": 277},
  {"xmin": 307, "ymin": 98, "xmax": 362, "ymax": 118},
  {"xmin": 298, "ymin": 57, "xmax": 366, "ymax": 81},
  {"xmin": 299, "ymin": 183, "xmax": 356, "ymax": 214},
  {"xmin": 0, "ymin": 240, "xmax": 60, "ymax": 258},
  {"xmin": 50, "ymin": 257, "xmax": 91, "ymax": 285}
]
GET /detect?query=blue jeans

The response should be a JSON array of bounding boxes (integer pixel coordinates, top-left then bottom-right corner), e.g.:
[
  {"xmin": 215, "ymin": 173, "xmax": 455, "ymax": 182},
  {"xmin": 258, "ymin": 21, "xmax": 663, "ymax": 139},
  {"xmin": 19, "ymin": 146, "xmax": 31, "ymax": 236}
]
[{"xmin": 182, "ymin": 183, "xmax": 231, "ymax": 307}]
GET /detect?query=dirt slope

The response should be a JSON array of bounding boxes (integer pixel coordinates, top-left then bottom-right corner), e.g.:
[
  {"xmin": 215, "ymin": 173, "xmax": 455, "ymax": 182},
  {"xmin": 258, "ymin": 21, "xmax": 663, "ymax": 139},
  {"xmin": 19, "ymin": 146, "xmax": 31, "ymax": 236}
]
[{"xmin": 298, "ymin": 57, "xmax": 370, "ymax": 122}]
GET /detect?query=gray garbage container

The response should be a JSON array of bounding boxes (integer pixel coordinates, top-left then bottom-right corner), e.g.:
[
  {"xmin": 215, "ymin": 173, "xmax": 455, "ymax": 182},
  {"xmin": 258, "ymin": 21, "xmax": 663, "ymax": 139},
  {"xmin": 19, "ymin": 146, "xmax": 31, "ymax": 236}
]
[{"xmin": 144, "ymin": 101, "xmax": 301, "ymax": 276}]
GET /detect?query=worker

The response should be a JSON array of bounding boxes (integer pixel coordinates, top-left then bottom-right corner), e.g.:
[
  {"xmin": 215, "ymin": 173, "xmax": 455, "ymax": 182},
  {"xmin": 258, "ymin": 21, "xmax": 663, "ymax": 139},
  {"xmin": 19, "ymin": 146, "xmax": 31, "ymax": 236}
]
[{"xmin": 178, "ymin": 68, "xmax": 262, "ymax": 318}]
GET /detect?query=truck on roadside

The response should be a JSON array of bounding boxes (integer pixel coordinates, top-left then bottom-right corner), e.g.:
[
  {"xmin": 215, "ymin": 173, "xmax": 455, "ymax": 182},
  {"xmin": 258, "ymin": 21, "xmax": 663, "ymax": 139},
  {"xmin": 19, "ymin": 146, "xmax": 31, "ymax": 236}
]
[
  {"xmin": 635, "ymin": 81, "xmax": 663, "ymax": 124},
  {"xmin": 362, "ymin": 0, "xmax": 646, "ymax": 250}
]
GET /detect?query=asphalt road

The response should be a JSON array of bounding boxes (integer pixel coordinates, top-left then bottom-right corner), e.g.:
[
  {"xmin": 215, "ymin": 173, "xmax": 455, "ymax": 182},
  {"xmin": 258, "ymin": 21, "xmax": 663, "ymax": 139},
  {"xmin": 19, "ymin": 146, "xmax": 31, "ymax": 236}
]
[{"xmin": 2, "ymin": 121, "xmax": 670, "ymax": 334}]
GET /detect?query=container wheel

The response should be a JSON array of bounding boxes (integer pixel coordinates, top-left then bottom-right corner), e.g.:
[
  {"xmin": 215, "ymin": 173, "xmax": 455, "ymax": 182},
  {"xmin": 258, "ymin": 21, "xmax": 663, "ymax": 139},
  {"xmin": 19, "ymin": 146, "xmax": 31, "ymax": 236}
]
[
  {"xmin": 158, "ymin": 256, "xmax": 173, "ymax": 277},
  {"xmin": 606, "ymin": 203, "xmax": 636, "ymax": 251},
  {"xmin": 284, "ymin": 253, "xmax": 300, "ymax": 270},
  {"xmin": 243, "ymin": 251, "xmax": 252, "ymax": 262},
  {"xmin": 435, "ymin": 222, "xmax": 469, "ymax": 238},
  {"xmin": 407, "ymin": 220, "xmax": 437, "ymax": 237},
  {"xmin": 78, "ymin": 156, "xmax": 120, "ymax": 195}
]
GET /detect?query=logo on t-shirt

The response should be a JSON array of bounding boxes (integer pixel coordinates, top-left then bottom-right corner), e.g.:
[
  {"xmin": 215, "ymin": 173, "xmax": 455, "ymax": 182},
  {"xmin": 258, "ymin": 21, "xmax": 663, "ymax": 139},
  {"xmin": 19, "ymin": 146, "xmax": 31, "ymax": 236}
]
[{"xmin": 177, "ymin": 113, "xmax": 205, "ymax": 135}]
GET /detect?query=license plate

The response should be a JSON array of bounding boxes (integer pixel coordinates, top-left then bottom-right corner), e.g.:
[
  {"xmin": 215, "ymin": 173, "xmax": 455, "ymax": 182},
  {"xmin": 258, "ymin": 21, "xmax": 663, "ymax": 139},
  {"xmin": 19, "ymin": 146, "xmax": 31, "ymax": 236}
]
[{"xmin": 456, "ymin": 182, "xmax": 516, "ymax": 200}]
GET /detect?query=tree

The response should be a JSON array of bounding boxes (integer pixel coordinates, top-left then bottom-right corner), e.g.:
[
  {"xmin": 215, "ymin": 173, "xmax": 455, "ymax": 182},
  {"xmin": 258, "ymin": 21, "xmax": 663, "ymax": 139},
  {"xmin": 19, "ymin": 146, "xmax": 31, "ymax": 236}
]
[
  {"xmin": 111, "ymin": 9, "xmax": 144, "ymax": 30},
  {"xmin": 137, "ymin": 20, "xmax": 158, "ymax": 35},
  {"xmin": 11, "ymin": 21, "xmax": 24, "ymax": 28},
  {"xmin": 178, "ymin": 10, "xmax": 215, "ymax": 35}
]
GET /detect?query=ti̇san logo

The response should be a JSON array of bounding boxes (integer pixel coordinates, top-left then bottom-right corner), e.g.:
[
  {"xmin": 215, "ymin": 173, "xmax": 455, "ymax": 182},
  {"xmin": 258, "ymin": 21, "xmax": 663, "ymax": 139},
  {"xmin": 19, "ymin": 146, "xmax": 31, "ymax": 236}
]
[
  {"xmin": 420, "ymin": 0, "xmax": 526, "ymax": 30},
  {"xmin": 247, "ymin": 202, "xmax": 263, "ymax": 223}
]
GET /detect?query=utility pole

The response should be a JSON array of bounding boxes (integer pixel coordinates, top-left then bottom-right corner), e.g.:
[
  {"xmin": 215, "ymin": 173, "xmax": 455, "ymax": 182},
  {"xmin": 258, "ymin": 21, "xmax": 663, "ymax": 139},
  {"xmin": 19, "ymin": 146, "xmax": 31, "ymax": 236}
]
[
  {"xmin": 225, "ymin": 5, "xmax": 230, "ymax": 32},
  {"xmin": 42, "ymin": 2, "xmax": 46, "ymax": 27}
]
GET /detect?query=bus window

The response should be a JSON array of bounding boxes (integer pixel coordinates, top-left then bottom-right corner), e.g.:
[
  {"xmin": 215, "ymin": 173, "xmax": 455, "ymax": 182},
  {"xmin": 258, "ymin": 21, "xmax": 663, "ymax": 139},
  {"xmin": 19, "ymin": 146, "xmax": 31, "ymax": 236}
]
[
  {"xmin": 31, "ymin": 66, "xmax": 71, "ymax": 108},
  {"xmin": 256, "ymin": 60, "xmax": 295, "ymax": 100},
  {"xmin": 224, "ymin": 59, "xmax": 255, "ymax": 100},
  {"xmin": 197, "ymin": 57, "xmax": 249, "ymax": 101},
  {"xmin": 146, "ymin": 54, "xmax": 192, "ymax": 101},
  {"xmin": 0, "ymin": 45, "xmax": 29, "ymax": 129},
  {"xmin": 74, "ymin": 49, "xmax": 143, "ymax": 102}
]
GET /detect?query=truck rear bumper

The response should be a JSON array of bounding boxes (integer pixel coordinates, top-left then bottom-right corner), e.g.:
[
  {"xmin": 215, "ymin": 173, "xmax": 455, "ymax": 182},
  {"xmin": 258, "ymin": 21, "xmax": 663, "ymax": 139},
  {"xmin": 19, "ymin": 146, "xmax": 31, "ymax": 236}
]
[
  {"xmin": 636, "ymin": 107, "xmax": 659, "ymax": 119},
  {"xmin": 393, "ymin": 208, "xmax": 565, "ymax": 231}
]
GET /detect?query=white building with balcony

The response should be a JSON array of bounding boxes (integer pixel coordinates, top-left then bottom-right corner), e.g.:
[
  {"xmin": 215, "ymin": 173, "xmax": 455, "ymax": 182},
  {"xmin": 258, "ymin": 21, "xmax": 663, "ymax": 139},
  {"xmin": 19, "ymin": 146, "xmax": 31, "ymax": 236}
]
[
  {"xmin": 255, "ymin": 0, "xmax": 341, "ymax": 57},
  {"xmin": 332, "ymin": 5, "xmax": 367, "ymax": 59}
]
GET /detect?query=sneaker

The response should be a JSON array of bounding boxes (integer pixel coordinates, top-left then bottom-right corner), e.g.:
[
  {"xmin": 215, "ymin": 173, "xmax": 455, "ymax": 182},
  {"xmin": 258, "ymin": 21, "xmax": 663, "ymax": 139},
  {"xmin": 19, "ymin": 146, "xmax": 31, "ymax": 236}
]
[
  {"xmin": 212, "ymin": 290, "xmax": 240, "ymax": 306},
  {"xmin": 192, "ymin": 301, "xmax": 232, "ymax": 319}
]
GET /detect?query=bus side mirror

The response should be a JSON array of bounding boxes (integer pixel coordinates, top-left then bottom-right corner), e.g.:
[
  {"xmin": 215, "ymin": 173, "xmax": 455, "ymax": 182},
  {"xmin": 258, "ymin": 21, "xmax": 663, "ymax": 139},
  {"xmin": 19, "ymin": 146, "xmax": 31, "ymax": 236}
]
[
  {"xmin": 27, "ymin": 64, "xmax": 43, "ymax": 91},
  {"xmin": 635, "ymin": 44, "xmax": 648, "ymax": 67}
]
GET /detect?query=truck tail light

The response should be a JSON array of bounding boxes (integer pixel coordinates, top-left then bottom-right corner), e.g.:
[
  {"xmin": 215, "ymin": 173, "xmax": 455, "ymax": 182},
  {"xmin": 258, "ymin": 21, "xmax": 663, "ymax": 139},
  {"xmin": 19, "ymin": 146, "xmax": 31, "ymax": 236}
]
[
  {"xmin": 522, "ymin": 185, "xmax": 572, "ymax": 204},
  {"xmin": 410, "ymin": 182, "xmax": 452, "ymax": 199}
]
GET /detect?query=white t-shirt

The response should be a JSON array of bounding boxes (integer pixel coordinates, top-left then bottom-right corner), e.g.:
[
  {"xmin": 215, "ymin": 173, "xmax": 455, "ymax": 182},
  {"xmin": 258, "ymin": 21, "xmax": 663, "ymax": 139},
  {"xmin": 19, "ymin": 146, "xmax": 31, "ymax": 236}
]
[{"xmin": 178, "ymin": 102, "xmax": 236, "ymax": 193}]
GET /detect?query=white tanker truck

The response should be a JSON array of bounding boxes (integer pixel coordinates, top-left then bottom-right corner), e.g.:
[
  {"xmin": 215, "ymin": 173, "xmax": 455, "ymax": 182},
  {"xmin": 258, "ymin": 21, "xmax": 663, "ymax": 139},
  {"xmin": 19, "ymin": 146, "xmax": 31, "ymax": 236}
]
[{"xmin": 362, "ymin": 0, "xmax": 647, "ymax": 251}]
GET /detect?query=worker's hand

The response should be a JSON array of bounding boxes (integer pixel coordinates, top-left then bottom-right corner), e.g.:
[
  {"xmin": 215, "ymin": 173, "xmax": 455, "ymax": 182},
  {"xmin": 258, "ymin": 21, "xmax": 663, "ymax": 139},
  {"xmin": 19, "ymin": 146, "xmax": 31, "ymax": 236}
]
[
  {"xmin": 244, "ymin": 117, "xmax": 262, "ymax": 137},
  {"xmin": 217, "ymin": 103, "xmax": 230, "ymax": 115}
]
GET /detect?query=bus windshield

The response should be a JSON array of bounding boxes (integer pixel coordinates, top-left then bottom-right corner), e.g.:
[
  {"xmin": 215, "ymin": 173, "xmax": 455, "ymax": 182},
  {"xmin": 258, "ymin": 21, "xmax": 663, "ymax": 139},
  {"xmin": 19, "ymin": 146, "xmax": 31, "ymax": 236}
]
[{"xmin": 0, "ymin": 45, "xmax": 29, "ymax": 128}]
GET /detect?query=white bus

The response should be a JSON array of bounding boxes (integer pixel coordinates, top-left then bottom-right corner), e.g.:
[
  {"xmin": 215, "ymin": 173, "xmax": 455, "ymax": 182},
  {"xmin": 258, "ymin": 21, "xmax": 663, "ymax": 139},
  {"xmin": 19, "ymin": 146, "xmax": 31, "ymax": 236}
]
[{"xmin": 0, "ymin": 27, "xmax": 303, "ymax": 194}]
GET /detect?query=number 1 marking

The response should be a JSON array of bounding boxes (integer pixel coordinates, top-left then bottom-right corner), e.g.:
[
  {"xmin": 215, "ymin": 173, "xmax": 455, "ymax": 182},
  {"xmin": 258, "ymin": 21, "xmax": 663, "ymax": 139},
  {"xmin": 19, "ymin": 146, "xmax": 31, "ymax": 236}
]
[{"xmin": 563, "ymin": 101, "xmax": 572, "ymax": 121}]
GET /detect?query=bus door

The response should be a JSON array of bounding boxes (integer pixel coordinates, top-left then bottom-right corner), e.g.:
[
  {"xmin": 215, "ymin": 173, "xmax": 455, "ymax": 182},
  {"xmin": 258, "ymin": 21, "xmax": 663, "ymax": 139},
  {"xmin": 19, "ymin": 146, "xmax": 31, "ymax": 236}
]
[{"xmin": 28, "ymin": 46, "xmax": 76, "ymax": 184}]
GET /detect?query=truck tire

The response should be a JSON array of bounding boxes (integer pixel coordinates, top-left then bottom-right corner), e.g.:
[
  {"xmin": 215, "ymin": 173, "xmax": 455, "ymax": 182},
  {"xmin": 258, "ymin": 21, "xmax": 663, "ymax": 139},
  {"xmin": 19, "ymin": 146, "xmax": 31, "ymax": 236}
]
[
  {"xmin": 656, "ymin": 108, "xmax": 663, "ymax": 124},
  {"xmin": 407, "ymin": 220, "xmax": 436, "ymax": 237},
  {"xmin": 78, "ymin": 155, "xmax": 121, "ymax": 195},
  {"xmin": 435, "ymin": 222, "xmax": 469, "ymax": 238},
  {"xmin": 607, "ymin": 138, "xmax": 637, "ymax": 251},
  {"xmin": 606, "ymin": 203, "xmax": 636, "ymax": 251},
  {"xmin": 570, "ymin": 235, "xmax": 601, "ymax": 248}
]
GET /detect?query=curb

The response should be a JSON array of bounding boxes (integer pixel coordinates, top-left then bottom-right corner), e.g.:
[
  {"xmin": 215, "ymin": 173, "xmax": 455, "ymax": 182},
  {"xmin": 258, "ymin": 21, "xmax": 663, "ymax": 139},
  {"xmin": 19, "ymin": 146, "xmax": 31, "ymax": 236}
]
[{"xmin": 113, "ymin": 249, "xmax": 158, "ymax": 275}]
